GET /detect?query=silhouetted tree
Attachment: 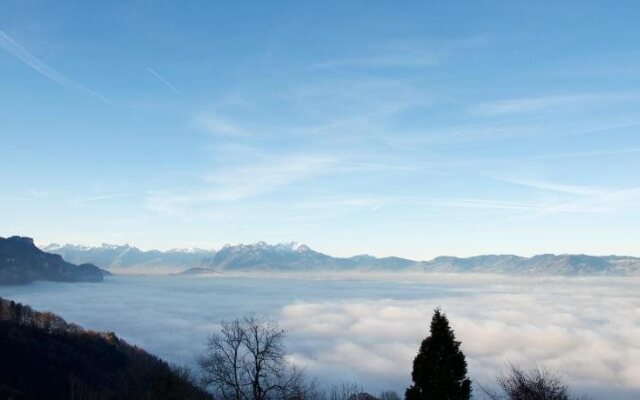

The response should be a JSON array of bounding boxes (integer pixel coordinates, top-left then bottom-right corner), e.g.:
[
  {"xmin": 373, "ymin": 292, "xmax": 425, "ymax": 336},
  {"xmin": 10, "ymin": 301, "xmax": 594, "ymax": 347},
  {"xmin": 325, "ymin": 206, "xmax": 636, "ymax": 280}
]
[
  {"xmin": 198, "ymin": 313, "xmax": 312, "ymax": 400},
  {"xmin": 406, "ymin": 309, "xmax": 471, "ymax": 400}
]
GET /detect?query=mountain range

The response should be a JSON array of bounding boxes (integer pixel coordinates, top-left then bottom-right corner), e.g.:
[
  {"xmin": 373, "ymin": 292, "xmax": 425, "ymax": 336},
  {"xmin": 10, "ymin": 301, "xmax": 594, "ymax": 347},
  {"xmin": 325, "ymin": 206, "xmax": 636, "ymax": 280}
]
[
  {"xmin": 44, "ymin": 242, "xmax": 216, "ymax": 273},
  {"xmin": 201, "ymin": 242, "xmax": 416, "ymax": 272},
  {"xmin": 0, "ymin": 236, "xmax": 105, "ymax": 285},
  {"xmin": 44, "ymin": 240, "xmax": 640, "ymax": 276}
]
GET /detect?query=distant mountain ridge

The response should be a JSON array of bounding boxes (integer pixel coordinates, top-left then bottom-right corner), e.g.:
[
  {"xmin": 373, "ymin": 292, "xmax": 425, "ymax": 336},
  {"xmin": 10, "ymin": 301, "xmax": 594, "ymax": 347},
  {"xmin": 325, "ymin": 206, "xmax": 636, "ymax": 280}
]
[
  {"xmin": 421, "ymin": 254, "xmax": 640, "ymax": 275},
  {"xmin": 43, "ymin": 240, "xmax": 640, "ymax": 276},
  {"xmin": 44, "ymin": 242, "xmax": 216, "ymax": 272},
  {"xmin": 0, "ymin": 236, "xmax": 104, "ymax": 285},
  {"xmin": 204, "ymin": 241, "xmax": 415, "ymax": 271}
]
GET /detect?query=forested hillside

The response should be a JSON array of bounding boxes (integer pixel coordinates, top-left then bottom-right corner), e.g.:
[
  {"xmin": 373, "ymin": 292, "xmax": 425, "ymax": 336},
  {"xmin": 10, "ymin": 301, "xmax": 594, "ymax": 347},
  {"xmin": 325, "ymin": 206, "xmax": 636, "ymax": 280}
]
[{"xmin": 0, "ymin": 297, "xmax": 211, "ymax": 400}]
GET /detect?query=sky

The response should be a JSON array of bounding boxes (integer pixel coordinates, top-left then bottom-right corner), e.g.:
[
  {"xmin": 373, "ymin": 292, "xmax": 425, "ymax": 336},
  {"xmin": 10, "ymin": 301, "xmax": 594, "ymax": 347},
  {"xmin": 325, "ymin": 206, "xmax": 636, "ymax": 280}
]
[{"xmin": 1, "ymin": 1, "xmax": 640, "ymax": 259}]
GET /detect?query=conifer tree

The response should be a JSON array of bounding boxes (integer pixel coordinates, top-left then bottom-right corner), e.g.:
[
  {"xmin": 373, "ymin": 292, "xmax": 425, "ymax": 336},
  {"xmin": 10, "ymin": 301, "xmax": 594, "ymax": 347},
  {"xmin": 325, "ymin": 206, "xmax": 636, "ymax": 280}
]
[{"xmin": 406, "ymin": 309, "xmax": 471, "ymax": 400}]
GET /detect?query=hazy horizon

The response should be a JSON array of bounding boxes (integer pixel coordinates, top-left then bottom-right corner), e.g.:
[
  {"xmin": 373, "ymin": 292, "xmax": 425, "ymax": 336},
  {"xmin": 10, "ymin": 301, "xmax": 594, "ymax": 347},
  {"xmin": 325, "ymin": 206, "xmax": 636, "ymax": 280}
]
[{"xmin": 26, "ymin": 236, "xmax": 640, "ymax": 260}]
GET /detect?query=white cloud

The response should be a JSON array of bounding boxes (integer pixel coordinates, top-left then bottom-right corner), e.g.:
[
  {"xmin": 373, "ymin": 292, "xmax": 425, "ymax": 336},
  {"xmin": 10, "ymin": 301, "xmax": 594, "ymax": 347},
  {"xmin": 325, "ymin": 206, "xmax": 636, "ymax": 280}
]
[
  {"xmin": 502, "ymin": 179, "xmax": 640, "ymax": 216},
  {"xmin": 429, "ymin": 198, "xmax": 547, "ymax": 212},
  {"xmin": 468, "ymin": 93, "xmax": 632, "ymax": 117},
  {"xmin": 279, "ymin": 277, "xmax": 640, "ymax": 394},
  {"xmin": 313, "ymin": 36, "xmax": 487, "ymax": 70},
  {"xmin": 146, "ymin": 155, "xmax": 336, "ymax": 216},
  {"xmin": 194, "ymin": 113, "xmax": 248, "ymax": 136},
  {"xmin": 204, "ymin": 155, "xmax": 334, "ymax": 200},
  {"xmin": 521, "ymin": 147, "xmax": 640, "ymax": 161},
  {"xmin": 147, "ymin": 67, "xmax": 182, "ymax": 95},
  {"xmin": 314, "ymin": 53, "xmax": 440, "ymax": 70},
  {"xmin": 504, "ymin": 179, "xmax": 607, "ymax": 197},
  {"xmin": 72, "ymin": 192, "xmax": 133, "ymax": 206},
  {"xmin": 0, "ymin": 30, "xmax": 111, "ymax": 104}
]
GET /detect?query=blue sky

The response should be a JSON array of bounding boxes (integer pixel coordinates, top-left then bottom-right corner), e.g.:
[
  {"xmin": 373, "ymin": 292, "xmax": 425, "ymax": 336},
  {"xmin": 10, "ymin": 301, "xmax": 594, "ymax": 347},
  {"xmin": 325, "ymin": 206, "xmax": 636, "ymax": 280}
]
[{"xmin": 1, "ymin": 1, "xmax": 640, "ymax": 258}]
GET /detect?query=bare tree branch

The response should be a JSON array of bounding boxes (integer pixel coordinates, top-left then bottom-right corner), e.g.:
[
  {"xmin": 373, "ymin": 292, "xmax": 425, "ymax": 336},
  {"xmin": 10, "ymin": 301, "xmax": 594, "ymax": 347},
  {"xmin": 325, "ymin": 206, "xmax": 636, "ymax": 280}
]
[{"xmin": 198, "ymin": 313, "xmax": 314, "ymax": 400}]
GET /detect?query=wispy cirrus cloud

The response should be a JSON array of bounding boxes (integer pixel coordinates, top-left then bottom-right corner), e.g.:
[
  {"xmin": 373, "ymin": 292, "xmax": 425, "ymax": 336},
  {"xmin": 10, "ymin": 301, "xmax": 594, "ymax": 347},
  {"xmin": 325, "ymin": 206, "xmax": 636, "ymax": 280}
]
[
  {"xmin": 468, "ymin": 92, "xmax": 633, "ymax": 117},
  {"xmin": 72, "ymin": 192, "xmax": 133, "ymax": 206},
  {"xmin": 24, "ymin": 188, "xmax": 133, "ymax": 207},
  {"xmin": 519, "ymin": 147, "xmax": 640, "ymax": 161},
  {"xmin": 278, "ymin": 77, "xmax": 432, "ymax": 143},
  {"xmin": 147, "ymin": 67, "xmax": 182, "ymax": 95},
  {"xmin": 204, "ymin": 155, "xmax": 334, "ymax": 200},
  {"xmin": 498, "ymin": 178, "xmax": 640, "ymax": 216},
  {"xmin": 146, "ymin": 155, "xmax": 337, "ymax": 216},
  {"xmin": 313, "ymin": 53, "xmax": 440, "ymax": 70},
  {"xmin": 193, "ymin": 113, "xmax": 248, "ymax": 136},
  {"xmin": 28, "ymin": 189, "xmax": 63, "ymax": 199},
  {"xmin": 313, "ymin": 36, "xmax": 487, "ymax": 70},
  {"xmin": 0, "ymin": 30, "xmax": 112, "ymax": 104},
  {"xmin": 376, "ymin": 179, "xmax": 640, "ymax": 218},
  {"xmin": 505, "ymin": 179, "xmax": 607, "ymax": 197},
  {"xmin": 429, "ymin": 198, "xmax": 547, "ymax": 212}
]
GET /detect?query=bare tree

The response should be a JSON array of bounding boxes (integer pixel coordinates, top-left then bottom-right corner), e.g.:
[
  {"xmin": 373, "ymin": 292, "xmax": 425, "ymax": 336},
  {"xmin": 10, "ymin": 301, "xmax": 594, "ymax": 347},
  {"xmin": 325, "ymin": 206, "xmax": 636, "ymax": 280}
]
[
  {"xmin": 198, "ymin": 313, "xmax": 311, "ymax": 400},
  {"xmin": 480, "ymin": 364, "xmax": 574, "ymax": 400},
  {"xmin": 378, "ymin": 391, "xmax": 401, "ymax": 400},
  {"xmin": 288, "ymin": 381, "xmax": 395, "ymax": 400},
  {"xmin": 199, "ymin": 318, "xmax": 246, "ymax": 400},
  {"xmin": 326, "ymin": 383, "xmax": 363, "ymax": 400}
]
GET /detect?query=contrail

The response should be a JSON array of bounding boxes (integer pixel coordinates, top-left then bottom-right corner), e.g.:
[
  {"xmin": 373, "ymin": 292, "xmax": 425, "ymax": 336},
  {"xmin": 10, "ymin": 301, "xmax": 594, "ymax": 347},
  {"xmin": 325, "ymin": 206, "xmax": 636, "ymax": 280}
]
[
  {"xmin": 147, "ymin": 67, "xmax": 182, "ymax": 95},
  {"xmin": 0, "ymin": 30, "xmax": 112, "ymax": 105}
]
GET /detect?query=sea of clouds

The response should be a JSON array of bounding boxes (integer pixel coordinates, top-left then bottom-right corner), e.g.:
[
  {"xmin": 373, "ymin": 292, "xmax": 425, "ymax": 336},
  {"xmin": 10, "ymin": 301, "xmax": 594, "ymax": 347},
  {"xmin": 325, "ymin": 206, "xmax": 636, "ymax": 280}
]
[{"xmin": 1, "ymin": 273, "xmax": 639, "ymax": 399}]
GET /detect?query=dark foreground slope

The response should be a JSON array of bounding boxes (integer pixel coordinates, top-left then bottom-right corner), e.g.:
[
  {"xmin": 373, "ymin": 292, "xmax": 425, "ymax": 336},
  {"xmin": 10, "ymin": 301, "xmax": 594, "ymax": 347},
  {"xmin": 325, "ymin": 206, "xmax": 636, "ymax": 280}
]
[
  {"xmin": 0, "ymin": 236, "xmax": 104, "ymax": 285},
  {"xmin": 0, "ymin": 297, "xmax": 211, "ymax": 400}
]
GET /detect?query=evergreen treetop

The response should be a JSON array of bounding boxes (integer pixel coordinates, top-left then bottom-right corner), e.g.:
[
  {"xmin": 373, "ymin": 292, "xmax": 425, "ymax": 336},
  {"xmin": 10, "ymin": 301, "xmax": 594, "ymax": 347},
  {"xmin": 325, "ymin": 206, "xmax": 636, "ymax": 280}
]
[{"xmin": 406, "ymin": 308, "xmax": 471, "ymax": 400}]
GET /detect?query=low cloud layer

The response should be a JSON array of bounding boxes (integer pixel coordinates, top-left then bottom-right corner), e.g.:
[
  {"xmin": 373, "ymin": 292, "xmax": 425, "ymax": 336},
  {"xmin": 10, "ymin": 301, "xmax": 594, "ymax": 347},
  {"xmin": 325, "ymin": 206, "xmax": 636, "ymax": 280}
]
[
  {"xmin": 281, "ymin": 282, "xmax": 640, "ymax": 395},
  {"xmin": 1, "ymin": 274, "xmax": 639, "ymax": 398}
]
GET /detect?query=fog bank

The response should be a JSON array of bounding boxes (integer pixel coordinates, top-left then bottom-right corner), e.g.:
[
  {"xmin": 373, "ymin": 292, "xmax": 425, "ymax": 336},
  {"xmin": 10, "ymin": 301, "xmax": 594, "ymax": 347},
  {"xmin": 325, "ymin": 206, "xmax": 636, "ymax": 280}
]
[{"xmin": 1, "ymin": 274, "xmax": 639, "ymax": 398}]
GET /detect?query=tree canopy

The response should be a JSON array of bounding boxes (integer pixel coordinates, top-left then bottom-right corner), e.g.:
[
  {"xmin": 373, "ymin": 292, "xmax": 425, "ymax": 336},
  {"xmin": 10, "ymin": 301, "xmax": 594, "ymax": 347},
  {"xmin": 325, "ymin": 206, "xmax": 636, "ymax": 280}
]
[{"xmin": 406, "ymin": 309, "xmax": 471, "ymax": 400}]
